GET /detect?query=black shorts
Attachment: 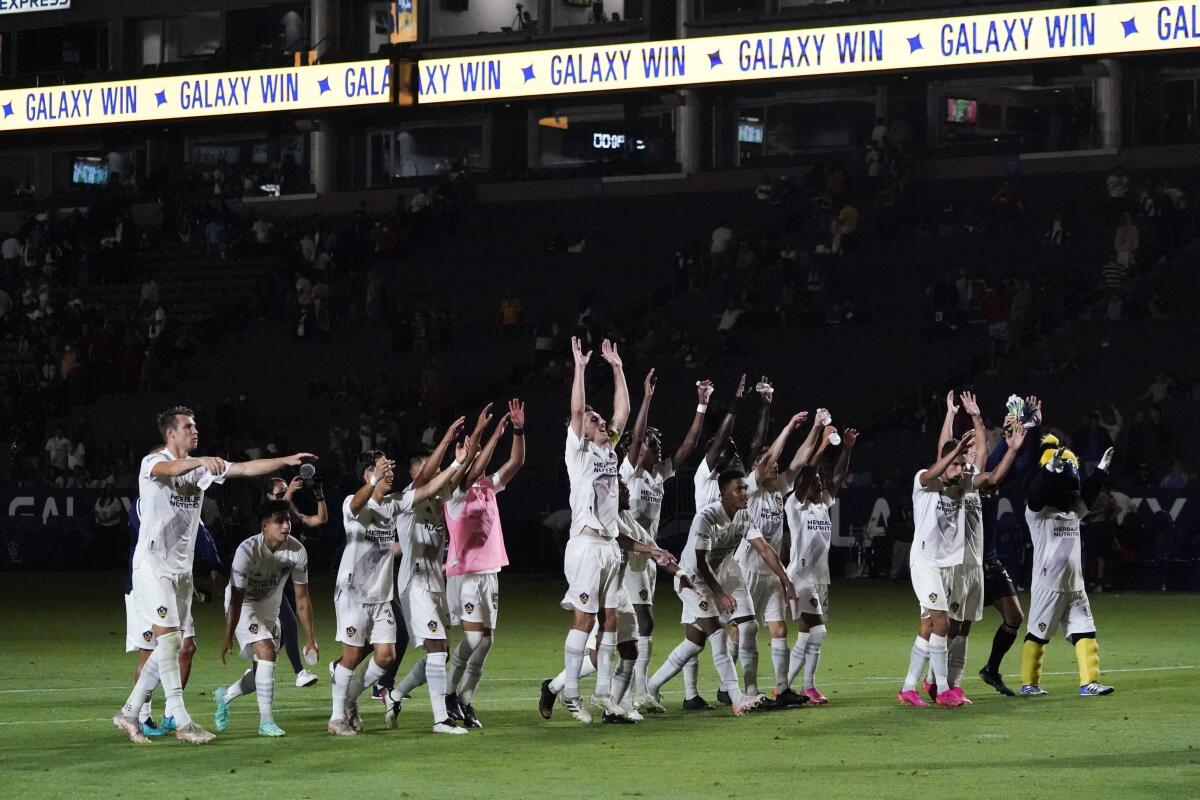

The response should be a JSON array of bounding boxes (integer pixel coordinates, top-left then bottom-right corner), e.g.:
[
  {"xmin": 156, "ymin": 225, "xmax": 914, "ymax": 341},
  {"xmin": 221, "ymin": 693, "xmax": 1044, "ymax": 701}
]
[{"xmin": 983, "ymin": 560, "xmax": 1017, "ymax": 606}]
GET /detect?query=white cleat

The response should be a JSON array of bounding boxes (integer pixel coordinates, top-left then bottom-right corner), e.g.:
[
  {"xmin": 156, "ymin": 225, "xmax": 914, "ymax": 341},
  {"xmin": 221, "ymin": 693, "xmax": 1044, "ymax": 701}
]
[
  {"xmin": 174, "ymin": 721, "xmax": 217, "ymax": 744},
  {"xmin": 624, "ymin": 704, "xmax": 644, "ymax": 722},
  {"xmin": 295, "ymin": 669, "xmax": 319, "ymax": 688},
  {"xmin": 732, "ymin": 693, "xmax": 768, "ymax": 717},
  {"xmin": 113, "ymin": 714, "xmax": 151, "ymax": 744},
  {"xmin": 562, "ymin": 696, "xmax": 593, "ymax": 724},
  {"xmin": 433, "ymin": 720, "xmax": 468, "ymax": 735},
  {"xmin": 634, "ymin": 693, "xmax": 666, "ymax": 714},
  {"xmin": 327, "ymin": 718, "xmax": 357, "ymax": 736},
  {"xmin": 346, "ymin": 703, "xmax": 364, "ymax": 733},
  {"xmin": 590, "ymin": 694, "xmax": 626, "ymax": 717}
]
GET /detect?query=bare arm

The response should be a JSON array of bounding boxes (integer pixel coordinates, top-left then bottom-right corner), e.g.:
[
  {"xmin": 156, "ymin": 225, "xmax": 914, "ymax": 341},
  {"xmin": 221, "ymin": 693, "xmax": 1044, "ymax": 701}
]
[
  {"xmin": 704, "ymin": 374, "xmax": 747, "ymax": 469},
  {"xmin": 226, "ymin": 452, "xmax": 316, "ymax": 479},
  {"xmin": 601, "ymin": 339, "xmax": 630, "ymax": 436},
  {"xmin": 747, "ymin": 376, "xmax": 773, "ymax": 460},
  {"xmin": 293, "ymin": 582, "xmax": 318, "ymax": 656},
  {"xmin": 150, "ymin": 456, "xmax": 227, "ymax": 479},
  {"xmin": 410, "ymin": 439, "xmax": 470, "ymax": 505},
  {"xmin": 455, "ymin": 405, "xmax": 496, "ymax": 492},
  {"xmin": 415, "ymin": 418, "xmax": 466, "ymax": 488},
  {"xmin": 347, "ymin": 455, "xmax": 392, "ymax": 516},
  {"xmin": 495, "ymin": 399, "xmax": 526, "ymax": 488},
  {"xmin": 569, "ymin": 336, "xmax": 591, "ymax": 437},
  {"xmin": 938, "ymin": 390, "xmax": 960, "ymax": 455},
  {"xmin": 284, "ymin": 476, "xmax": 327, "ymax": 527},
  {"xmin": 466, "ymin": 413, "xmax": 510, "ymax": 489},
  {"xmin": 960, "ymin": 391, "xmax": 988, "ymax": 473},
  {"xmin": 975, "ymin": 426, "xmax": 1025, "ymax": 490},
  {"xmin": 829, "ymin": 428, "xmax": 858, "ymax": 496},
  {"xmin": 219, "ymin": 585, "xmax": 244, "ymax": 664},
  {"xmin": 787, "ymin": 411, "xmax": 825, "ymax": 474},
  {"xmin": 671, "ymin": 380, "xmax": 712, "ymax": 467},
  {"xmin": 770, "ymin": 412, "xmax": 810, "ymax": 484},
  {"xmin": 627, "ymin": 369, "xmax": 656, "ymax": 467},
  {"xmin": 920, "ymin": 430, "xmax": 975, "ymax": 486}
]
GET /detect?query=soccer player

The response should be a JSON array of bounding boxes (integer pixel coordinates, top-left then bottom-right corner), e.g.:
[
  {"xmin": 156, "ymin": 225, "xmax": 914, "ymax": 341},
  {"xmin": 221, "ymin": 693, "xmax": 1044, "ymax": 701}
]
[
  {"xmin": 214, "ymin": 500, "xmax": 317, "ymax": 737},
  {"xmin": 114, "ymin": 405, "xmax": 314, "ymax": 744},
  {"xmin": 782, "ymin": 423, "xmax": 858, "ymax": 705},
  {"xmin": 442, "ymin": 398, "xmax": 527, "ymax": 729},
  {"xmin": 553, "ymin": 336, "xmax": 629, "ymax": 724},
  {"xmin": 264, "ymin": 477, "xmax": 327, "ymax": 687},
  {"xmin": 637, "ymin": 470, "xmax": 796, "ymax": 717},
  {"xmin": 620, "ymin": 369, "xmax": 707, "ymax": 707},
  {"xmin": 1019, "ymin": 438, "xmax": 1115, "ymax": 697}
]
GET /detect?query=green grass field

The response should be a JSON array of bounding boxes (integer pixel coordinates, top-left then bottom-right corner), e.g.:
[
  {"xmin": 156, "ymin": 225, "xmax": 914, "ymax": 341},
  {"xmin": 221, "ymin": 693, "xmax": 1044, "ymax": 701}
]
[{"xmin": 2, "ymin": 573, "xmax": 1199, "ymax": 799}]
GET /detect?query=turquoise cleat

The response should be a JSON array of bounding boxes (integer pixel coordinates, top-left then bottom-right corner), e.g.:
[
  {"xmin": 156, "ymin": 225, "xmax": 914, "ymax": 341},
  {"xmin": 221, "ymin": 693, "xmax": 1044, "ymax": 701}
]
[
  {"xmin": 258, "ymin": 720, "xmax": 286, "ymax": 737},
  {"xmin": 140, "ymin": 718, "xmax": 166, "ymax": 737},
  {"xmin": 213, "ymin": 687, "xmax": 230, "ymax": 733}
]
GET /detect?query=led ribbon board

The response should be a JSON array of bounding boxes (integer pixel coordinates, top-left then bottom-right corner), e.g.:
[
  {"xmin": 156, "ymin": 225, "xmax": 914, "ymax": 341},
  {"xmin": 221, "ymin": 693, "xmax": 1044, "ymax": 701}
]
[
  {"xmin": 417, "ymin": 1, "xmax": 1200, "ymax": 103},
  {"xmin": 0, "ymin": 60, "xmax": 392, "ymax": 132},
  {"xmin": 0, "ymin": 0, "xmax": 70, "ymax": 15}
]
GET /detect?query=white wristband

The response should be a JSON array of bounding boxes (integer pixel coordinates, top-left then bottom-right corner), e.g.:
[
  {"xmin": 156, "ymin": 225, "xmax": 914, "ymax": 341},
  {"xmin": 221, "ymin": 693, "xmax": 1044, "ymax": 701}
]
[
  {"xmin": 369, "ymin": 475, "xmax": 378, "ymax": 487},
  {"xmin": 697, "ymin": 404, "xmax": 708, "ymax": 413},
  {"xmin": 450, "ymin": 460, "xmax": 463, "ymax": 470}
]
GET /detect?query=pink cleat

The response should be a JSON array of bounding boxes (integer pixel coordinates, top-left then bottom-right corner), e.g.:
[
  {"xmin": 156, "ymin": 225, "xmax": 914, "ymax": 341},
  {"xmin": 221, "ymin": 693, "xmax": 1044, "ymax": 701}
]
[
  {"xmin": 936, "ymin": 689, "xmax": 965, "ymax": 708},
  {"xmin": 803, "ymin": 688, "xmax": 829, "ymax": 705},
  {"xmin": 953, "ymin": 687, "xmax": 972, "ymax": 705},
  {"xmin": 897, "ymin": 690, "xmax": 928, "ymax": 707}
]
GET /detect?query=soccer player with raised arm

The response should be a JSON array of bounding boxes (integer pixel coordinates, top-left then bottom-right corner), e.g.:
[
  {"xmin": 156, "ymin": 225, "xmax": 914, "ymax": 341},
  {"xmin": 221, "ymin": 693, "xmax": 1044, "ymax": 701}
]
[
  {"xmin": 619, "ymin": 369, "xmax": 707, "ymax": 708},
  {"xmin": 1019, "ymin": 437, "xmax": 1115, "ymax": 697},
  {"xmin": 637, "ymin": 470, "xmax": 796, "ymax": 717},
  {"xmin": 113, "ymin": 405, "xmax": 314, "ymax": 744},
  {"xmin": 214, "ymin": 500, "xmax": 317, "ymax": 737}
]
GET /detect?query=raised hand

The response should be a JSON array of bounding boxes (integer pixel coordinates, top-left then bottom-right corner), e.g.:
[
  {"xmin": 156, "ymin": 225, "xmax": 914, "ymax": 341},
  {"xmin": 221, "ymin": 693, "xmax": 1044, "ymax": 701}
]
[
  {"xmin": 643, "ymin": 368, "xmax": 657, "ymax": 397},
  {"xmin": 1098, "ymin": 446, "xmax": 1114, "ymax": 472},
  {"xmin": 285, "ymin": 476, "xmax": 304, "ymax": 500},
  {"xmin": 735, "ymin": 373, "xmax": 748, "ymax": 398},
  {"xmin": 788, "ymin": 411, "xmax": 809, "ymax": 429},
  {"xmin": 842, "ymin": 428, "xmax": 859, "ymax": 447},
  {"xmin": 474, "ymin": 403, "xmax": 494, "ymax": 432},
  {"xmin": 945, "ymin": 390, "xmax": 960, "ymax": 416},
  {"xmin": 282, "ymin": 452, "xmax": 317, "ymax": 467},
  {"xmin": 960, "ymin": 391, "xmax": 981, "ymax": 418},
  {"xmin": 571, "ymin": 336, "xmax": 592, "ymax": 368},
  {"xmin": 956, "ymin": 429, "xmax": 976, "ymax": 453},
  {"xmin": 1026, "ymin": 395, "xmax": 1043, "ymax": 426},
  {"xmin": 822, "ymin": 425, "xmax": 838, "ymax": 444},
  {"xmin": 1005, "ymin": 424, "xmax": 1027, "ymax": 451},
  {"xmin": 508, "ymin": 398, "xmax": 525, "ymax": 428},
  {"xmin": 600, "ymin": 338, "xmax": 623, "ymax": 369},
  {"xmin": 756, "ymin": 375, "xmax": 774, "ymax": 404},
  {"xmin": 494, "ymin": 412, "xmax": 512, "ymax": 437},
  {"xmin": 696, "ymin": 379, "xmax": 715, "ymax": 403},
  {"xmin": 454, "ymin": 438, "xmax": 470, "ymax": 464},
  {"xmin": 444, "ymin": 416, "xmax": 467, "ymax": 441}
]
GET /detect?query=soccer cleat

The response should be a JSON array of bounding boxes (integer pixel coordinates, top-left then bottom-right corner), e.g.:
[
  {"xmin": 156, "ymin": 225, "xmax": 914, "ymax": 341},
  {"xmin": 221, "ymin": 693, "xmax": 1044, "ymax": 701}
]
[
  {"xmin": 346, "ymin": 703, "xmax": 363, "ymax": 733},
  {"xmin": 1020, "ymin": 684, "xmax": 1048, "ymax": 697},
  {"xmin": 935, "ymin": 690, "xmax": 965, "ymax": 708},
  {"xmin": 213, "ymin": 686, "xmax": 231, "ymax": 732},
  {"xmin": 953, "ymin": 687, "xmax": 972, "ymax": 705},
  {"xmin": 113, "ymin": 714, "xmax": 151, "ymax": 744},
  {"xmin": 140, "ymin": 718, "xmax": 166, "ymax": 737},
  {"xmin": 433, "ymin": 720, "xmax": 468, "ymax": 735},
  {"xmin": 623, "ymin": 704, "xmax": 644, "ymax": 722},
  {"xmin": 258, "ymin": 720, "xmax": 286, "ymax": 737},
  {"xmin": 461, "ymin": 703, "xmax": 483, "ymax": 729},
  {"xmin": 590, "ymin": 694, "xmax": 626, "ymax": 717},
  {"xmin": 160, "ymin": 715, "xmax": 177, "ymax": 733},
  {"xmin": 602, "ymin": 712, "xmax": 637, "ymax": 724},
  {"xmin": 682, "ymin": 695, "xmax": 714, "ymax": 711},
  {"xmin": 1079, "ymin": 682, "xmax": 1114, "ymax": 696},
  {"xmin": 716, "ymin": 689, "xmax": 733, "ymax": 706},
  {"xmin": 328, "ymin": 659, "xmax": 338, "ymax": 681},
  {"xmin": 772, "ymin": 688, "xmax": 809, "ymax": 708},
  {"xmin": 897, "ymin": 690, "xmax": 929, "ymax": 707},
  {"xmin": 371, "ymin": 684, "xmax": 387, "ymax": 702},
  {"xmin": 382, "ymin": 688, "xmax": 403, "ymax": 729},
  {"xmin": 562, "ymin": 696, "xmax": 593, "ymax": 724},
  {"xmin": 923, "ymin": 679, "xmax": 937, "ymax": 702},
  {"xmin": 295, "ymin": 669, "xmax": 319, "ymax": 688},
  {"xmin": 538, "ymin": 679, "xmax": 556, "ymax": 720},
  {"xmin": 174, "ymin": 721, "xmax": 217, "ymax": 744},
  {"xmin": 327, "ymin": 718, "xmax": 357, "ymax": 736},
  {"xmin": 803, "ymin": 688, "xmax": 829, "ymax": 705},
  {"xmin": 634, "ymin": 694, "xmax": 666, "ymax": 715},
  {"xmin": 445, "ymin": 692, "xmax": 465, "ymax": 722},
  {"xmin": 979, "ymin": 666, "xmax": 1016, "ymax": 696},
  {"xmin": 732, "ymin": 693, "xmax": 767, "ymax": 717}
]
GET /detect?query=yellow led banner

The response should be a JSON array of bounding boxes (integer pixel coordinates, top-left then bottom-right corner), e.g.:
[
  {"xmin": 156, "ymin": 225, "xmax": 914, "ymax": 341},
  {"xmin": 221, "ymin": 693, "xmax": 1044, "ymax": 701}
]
[
  {"xmin": 418, "ymin": 1, "xmax": 1200, "ymax": 103},
  {"xmin": 0, "ymin": 60, "xmax": 393, "ymax": 132}
]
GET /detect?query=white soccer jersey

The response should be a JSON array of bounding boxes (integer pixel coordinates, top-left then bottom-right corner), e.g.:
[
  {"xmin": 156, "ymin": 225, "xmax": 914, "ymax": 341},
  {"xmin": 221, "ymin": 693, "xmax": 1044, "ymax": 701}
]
[
  {"xmin": 1025, "ymin": 502, "xmax": 1087, "ymax": 592},
  {"xmin": 911, "ymin": 470, "xmax": 972, "ymax": 567},
  {"xmin": 229, "ymin": 533, "xmax": 309, "ymax": 614},
  {"xmin": 377, "ymin": 486, "xmax": 448, "ymax": 594},
  {"xmin": 135, "ymin": 450, "xmax": 228, "ymax": 576},
  {"xmin": 619, "ymin": 456, "xmax": 674, "ymax": 537},
  {"xmin": 693, "ymin": 458, "xmax": 720, "ymax": 509},
  {"xmin": 564, "ymin": 426, "xmax": 619, "ymax": 539},
  {"xmin": 680, "ymin": 501, "xmax": 763, "ymax": 582},
  {"xmin": 735, "ymin": 472, "xmax": 787, "ymax": 575},
  {"xmin": 336, "ymin": 495, "xmax": 401, "ymax": 605},
  {"xmin": 618, "ymin": 508, "xmax": 657, "ymax": 574},
  {"xmin": 785, "ymin": 491, "xmax": 835, "ymax": 584}
]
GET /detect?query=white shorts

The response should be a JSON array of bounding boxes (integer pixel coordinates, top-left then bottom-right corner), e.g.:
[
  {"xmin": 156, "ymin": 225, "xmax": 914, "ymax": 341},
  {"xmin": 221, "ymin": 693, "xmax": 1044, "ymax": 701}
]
[
  {"xmin": 334, "ymin": 591, "xmax": 397, "ymax": 647},
  {"xmin": 124, "ymin": 592, "xmax": 195, "ymax": 651},
  {"xmin": 675, "ymin": 574, "xmax": 751, "ymax": 626},
  {"xmin": 586, "ymin": 589, "xmax": 638, "ymax": 649},
  {"xmin": 910, "ymin": 559, "xmax": 955, "ymax": 612},
  {"xmin": 560, "ymin": 534, "xmax": 622, "ymax": 614},
  {"xmin": 130, "ymin": 565, "xmax": 194, "ymax": 635},
  {"xmin": 401, "ymin": 586, "xmax": 450, "ymax": 649},
  {"xmin": 744, "ymin": 568, "xmax": 787, "ymax": 624},
  {"xmin": 789, "ymin": 581, "xmax": 830, "ymax": 619},
  {"xmin": 624, "ymin": 564, "xmax": 657, "ymax": 606},
  {"xmin": 234, "ymin": 605, "xmax": 281, "ymax": 660},
  {"xmin": 949, "ymin": 564, "xmax": 984, "ymax": 622},
  {"xmin": 447, "ymin": 573, "xmax": 500, "ymax": 629},
  {"xmin": 1027, "ymin": 584, "xmax": 1095, "ymax": 641}
]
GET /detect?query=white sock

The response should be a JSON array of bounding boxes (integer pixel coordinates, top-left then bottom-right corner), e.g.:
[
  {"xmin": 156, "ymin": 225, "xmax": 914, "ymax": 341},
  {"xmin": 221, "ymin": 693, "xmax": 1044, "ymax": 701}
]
[
  {"xmin": 803, "ymin": 625, "xmax": 826, "ymax": 690},
  {"xmin": 903, "ymin": 636, "xmax": 930, "ymax": 692},
  {"xmin": 682, "ymin": 656, "xmax": 700, "ymax": 699},
  {"xmin": 708, "ymin": 630, "xmax": 743, "ymax": 706},
  {"xmin": 395, "ymin": 656, "xmax": 429, "ymax": 697},
  {"xmin": 121, "ymin": 657, "xmax": 161, "ymax": 719},
  {"xmin": 770, "ymin": 637, "xmax": 790, "ymax": 693},
  {"xmin": 549, "ymin": 652, "xmax": 596, "ymax": 695},
  {"xmin": 611, "ymin": 657, "xmax": 635, "ymax": 705},
  {"xmin": 350, "ymin": 658, "xmax": 388, "ymax": 703},
  {"xmin": 426, "ymin": 651, "xmax": 449, "ymax": 723},
  {"xmin": 562, "ymin": 629, "xmax": 589, "ymax": 700},
  {"xmin": 223, "ymin": 667, "xmax": 255, "ymax": 702},
  {"xmin": 330, "ymin": 663, "xmax": 353, "ymax": 722},
  {"xmin": 138, "ymin": 701, "xmax": 153, "ymax": 724},
  {"xmin": 648, "ymin": 638, "xmax": 703, "ymax": 695},
  {"xmin": 155, "ymin": 631, "xmax": 191, "ymax": 727},
  {"xmin": 449, "ymin": 636, "xmax": 476, "ymax": 693},
  {"xmin": 459, "ymin": 635, "xmax": 492, "ymax": 705},
  {"xmin": 737, "ymin": 620, "xmax": 759, "ymax": 695},
  {"xmin": 928, "ymin": 633, "xmax": 949, "ymax": 695},
  {"xmin": 948, "ymin": 635, "xmax": 967, "ymax": 688},
  {"xmin": 633, "ymin": 635, "xmax": 653, "ymax": 697},
  {"xmin": 787, "ymin": 632, "xmax": 810, "ymax": 688},
  {"xmin": 594, "ymin": 631, "xmax": 618, "ymax": 698},
  {"xmin": 255, "ymin": 660, "xmax": 276, "ymax": 724}
]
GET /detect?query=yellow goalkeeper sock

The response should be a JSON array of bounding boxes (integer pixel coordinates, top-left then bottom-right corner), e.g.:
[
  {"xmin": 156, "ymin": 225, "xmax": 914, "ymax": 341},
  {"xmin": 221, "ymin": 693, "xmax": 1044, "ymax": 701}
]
[
  {"xmin": 1020, "ymin": 639, "xmax": 1045, "ymax": 686},
  {"xmin": 1075, "ymin": 637, "xmax": 1100, "ymax": 686}
]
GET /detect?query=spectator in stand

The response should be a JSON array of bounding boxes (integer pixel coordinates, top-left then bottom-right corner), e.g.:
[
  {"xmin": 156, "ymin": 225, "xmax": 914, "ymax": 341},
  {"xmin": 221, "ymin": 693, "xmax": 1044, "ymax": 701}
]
[
  {"xmin": 710, "ymin": 220, "xmax": 735, "ymax": 276},
  {"xmin": 1141, "ymin": 372, "xmax": 1173, "ymax": 404},
  {"xmin": 1, "ymin": 231, "xmax": 20, "ymax": 271},
  {"xmin": 499, "ymin": 289, "xmax": 523, "ymax": 338},
  {"xmin": 1043, "ymin": 211, "xmax": 1071, "ymax": 245},
  {"xmin": 1113, "ymin": 212, "xmax": 1139, "ymax": 267},
  {"xmin": 252, "ymin": 214, "xmax": 275, "ymax": 252},
  {"xmin": 44, "ymin": 427, "xmax": 70, "ymax": 478},
  {"xmin": 832, "ymin": 202, "xmax": 859, "ymax": 255},
  {"xmin": 410, "ymin": 186, "xmax": 433, "ymax": 219},
  {"xmin": 1160, "ymin": 461, "xmax": 1189, "ymax": 489},
  {"xmin": 1101, "ymin": 254, "xmax": 1130, "ymax": 293},
  {"xmin": 991, "ymin": 179, "xmax": 1026, "ymax": 231},
  {"xmin": 1106, "ymin": 165, "xmax": 1131, "ymax": 220},
  {"xmin": 1097, "ymin": 404, "xmax": 1123, "ymax": 444}
]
